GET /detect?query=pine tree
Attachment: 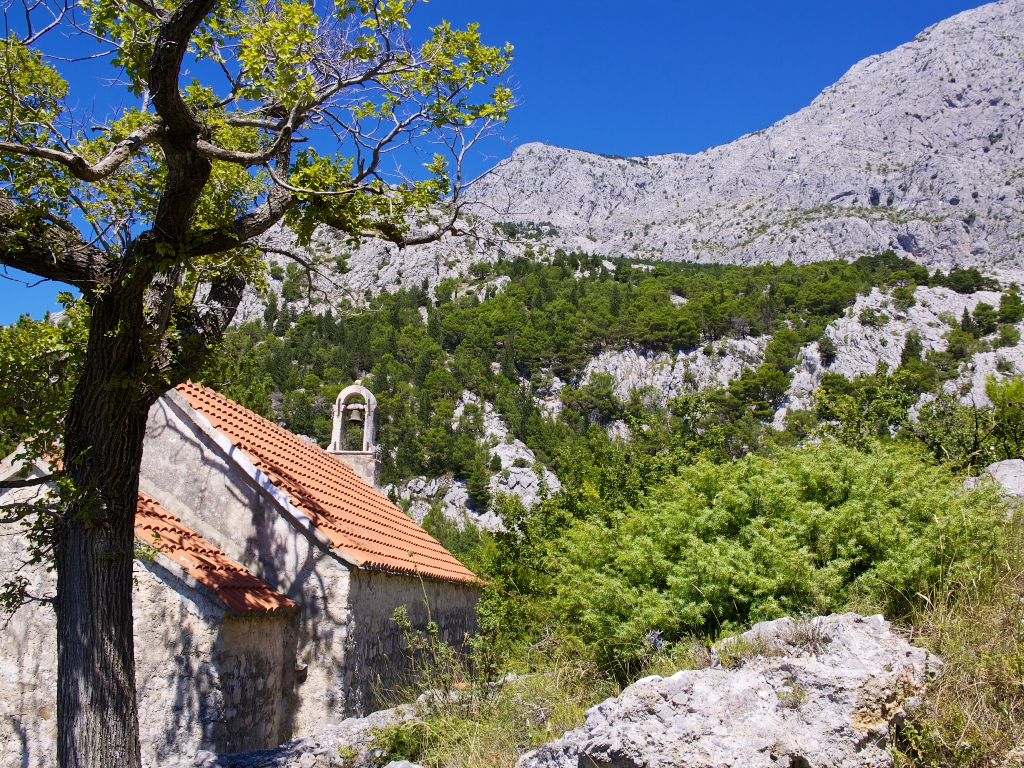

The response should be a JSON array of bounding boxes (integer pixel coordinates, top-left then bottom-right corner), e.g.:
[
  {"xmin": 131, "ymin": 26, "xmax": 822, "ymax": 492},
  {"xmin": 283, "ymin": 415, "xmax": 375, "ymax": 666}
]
[
  {"xmin": 467, "ymin": 460, "xmax": 492, "ymax": 512},
  {"xmin": 998, "ymin": 284, "xmax": 1024, "ymax": 324},
  {"xmin": 818, "ymin": 335, "xmax": 838, "ymax": 367},
  {"xmin": 960, "ymin": 307, "xmax": 979, "ymax": 338},
  {"xmin": 900, "ymin": 329, "xmax": 924, "ymax": 365}
]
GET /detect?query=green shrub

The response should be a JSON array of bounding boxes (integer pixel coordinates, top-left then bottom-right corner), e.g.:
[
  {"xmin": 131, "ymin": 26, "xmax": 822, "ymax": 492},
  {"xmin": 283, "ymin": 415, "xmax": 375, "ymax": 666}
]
[
  {"xmin": 818, "ymin": 335, "xmax": 838, "ymax": 367},
  {"xmin": 859, "ymin": 306, "xmax": 890, "ymax": 327},
  {"xmin": 998, "ymin": 323, "xmax": 1021, "ymax": 348},
  {"xmin": 893, "ymin": 285, "xmax": 917, "ymax": 311},
  {"xmin": 545, "ymin": 441, "xmax": 1006, "ymax": 676},
  {"xmin": 998, "ymin": 284, "xmax": 1024, "ymax": 324}
]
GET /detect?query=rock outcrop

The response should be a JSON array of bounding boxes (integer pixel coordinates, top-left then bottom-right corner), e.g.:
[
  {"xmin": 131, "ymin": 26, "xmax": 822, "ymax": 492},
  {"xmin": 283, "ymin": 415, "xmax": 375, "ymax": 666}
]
[
  {"xmin": 560, "ymin": 281, "xmax": 1024, "ymax": 430},
  {"xmin": 384, "ymin": 391, "xmax": 561, "ymax": 531},
  {"xmin": 779, "ymin": 281, "xmax": 1024, "ymax": 423},
  {"xmin": 517, "ymin": 613, "xmax": 939, "ymax": 768},
  {"xmin": 165, "ymin": 703, "xmax": 417, "ymax": 768},
  {"xmin": 967, "ymin": 458, "xmax": 1024, "ymax": 497},
  {"xmin": 581, "ymin": 338, "xmax": 767, "ymax": 406}
]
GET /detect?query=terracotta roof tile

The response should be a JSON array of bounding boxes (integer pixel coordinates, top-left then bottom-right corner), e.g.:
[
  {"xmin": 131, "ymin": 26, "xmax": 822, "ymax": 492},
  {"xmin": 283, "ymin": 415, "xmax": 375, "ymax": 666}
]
[
  {"xmin": 135, "ymin": 493, "xmax": 298, "ymax": 615},
  {"xmin": 174, "ymin": 383, "xmax": 479, "ymax": 585}
]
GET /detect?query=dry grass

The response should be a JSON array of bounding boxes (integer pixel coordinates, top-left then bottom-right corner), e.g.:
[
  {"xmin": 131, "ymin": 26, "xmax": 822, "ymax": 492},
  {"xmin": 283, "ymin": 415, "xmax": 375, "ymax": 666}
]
[
  {"xmin": 372, "ymin": 653, "xmax": 618, "ymax": 768},
  {"xmin": 370, "ymin": 617, "xmax": 713, "ymax": 768},
  {"xmin": 713, "ymin": 619, "xmax": 829, "ymax": 670},
  {"xmin": 640, "ymin": 639, "xmax": 712, "ymax": 679},
  {"xmin": 894, "ymin": 517, "xmax": 1024, "ymax": 768}
]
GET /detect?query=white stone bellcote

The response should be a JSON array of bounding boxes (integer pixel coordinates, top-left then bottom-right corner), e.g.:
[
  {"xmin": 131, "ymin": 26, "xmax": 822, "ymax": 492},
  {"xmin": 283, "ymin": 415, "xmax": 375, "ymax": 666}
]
[{"xmin": 328, "ymin": 382, "xmax": 381, "ymax": 488}]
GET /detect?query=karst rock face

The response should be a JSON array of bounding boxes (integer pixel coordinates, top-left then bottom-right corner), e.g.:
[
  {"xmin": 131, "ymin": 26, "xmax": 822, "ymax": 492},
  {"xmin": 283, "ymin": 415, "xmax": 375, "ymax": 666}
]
[
  {"xmin": 472, "ymin": 0, "xmax": 1024, "ymax": 270},
  {"xmin": 516, "ymin": 613, "xmax": 940, "ymax": 768}
]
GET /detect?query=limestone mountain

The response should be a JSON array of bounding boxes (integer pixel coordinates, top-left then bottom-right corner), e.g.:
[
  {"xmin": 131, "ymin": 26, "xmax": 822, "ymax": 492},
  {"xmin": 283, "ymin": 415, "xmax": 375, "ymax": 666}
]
[
  {"xmin": 250, "ymin": 0, "xmax": 1024, "ymax": 314},
  {"xmin": 468, "ymin": 0, "xmax": 1024, "ymax": 269}
]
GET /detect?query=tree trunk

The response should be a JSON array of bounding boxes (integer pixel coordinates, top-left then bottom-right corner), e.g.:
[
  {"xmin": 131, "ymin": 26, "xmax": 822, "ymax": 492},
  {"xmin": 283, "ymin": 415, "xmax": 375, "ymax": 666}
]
[{"xmin": 56, "ymin": 280, "xmax": 153, "ymax": 768}]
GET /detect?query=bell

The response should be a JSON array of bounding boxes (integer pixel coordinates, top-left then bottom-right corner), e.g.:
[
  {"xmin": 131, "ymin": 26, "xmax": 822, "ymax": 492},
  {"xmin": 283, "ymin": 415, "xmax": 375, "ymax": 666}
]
[{"xmin": 347, "ymin": 406, "xmax": 364, "ymax": 424}]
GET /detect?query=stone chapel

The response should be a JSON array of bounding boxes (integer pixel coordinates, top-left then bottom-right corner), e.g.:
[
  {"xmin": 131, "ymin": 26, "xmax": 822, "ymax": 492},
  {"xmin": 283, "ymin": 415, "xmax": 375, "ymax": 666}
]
[{"xmin": 0, "ymin": 382, "xmax": 480, "ymax": 768}]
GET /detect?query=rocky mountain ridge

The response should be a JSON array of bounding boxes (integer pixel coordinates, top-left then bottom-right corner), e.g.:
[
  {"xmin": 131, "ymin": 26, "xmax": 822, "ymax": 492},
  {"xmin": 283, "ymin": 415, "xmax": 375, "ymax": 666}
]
[
  {"xmin": 466, "ymin": 0, "xmax": 1024, "ymax": 269},
  {"xmin": 241, "ymin": 0, "xmax": 1024, "ymax": 321}
]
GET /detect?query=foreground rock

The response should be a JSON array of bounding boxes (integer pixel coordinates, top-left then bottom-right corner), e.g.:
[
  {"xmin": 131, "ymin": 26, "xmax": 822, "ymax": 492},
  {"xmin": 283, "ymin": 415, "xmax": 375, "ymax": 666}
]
[{"xmin": 518, "ymin": 613, "xmax": 939, "ymax": 768}]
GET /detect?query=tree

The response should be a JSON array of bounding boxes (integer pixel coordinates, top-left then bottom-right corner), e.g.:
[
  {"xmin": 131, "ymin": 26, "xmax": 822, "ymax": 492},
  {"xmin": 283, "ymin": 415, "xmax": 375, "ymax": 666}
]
[
  {"xmin": 466, "ymin": 457, "xmax": 492, "ymax": 512},
  {"xmin": 900, "ymin": 328, "xmax": 924, "ymax": 366},
  {"xmin": 972, "ymin": 302, "xmax": 998, "ymax": 336},
  {"xmin": 818, "ymin": 334, "xmax": 837, "ymax": 367},
  {"xmin": 998, "ymin": 284, "xmax": 1024, "ymax": 324},
  {"xmin": 0, "ymin": 1, "xmax": 512, "ymax": 764}
]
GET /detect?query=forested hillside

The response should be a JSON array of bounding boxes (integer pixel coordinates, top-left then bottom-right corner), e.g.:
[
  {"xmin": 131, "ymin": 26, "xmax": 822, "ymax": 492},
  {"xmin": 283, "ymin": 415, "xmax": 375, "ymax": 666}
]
[{"xmin": 200, "ymin": 249, "xmax": 1017, "ymax": 489}]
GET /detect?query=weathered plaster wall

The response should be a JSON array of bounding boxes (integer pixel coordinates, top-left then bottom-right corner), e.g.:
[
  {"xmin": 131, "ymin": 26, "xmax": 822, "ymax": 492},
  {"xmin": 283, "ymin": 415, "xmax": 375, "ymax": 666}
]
[
  {"xmin": 344, "ymin": 569, "xmax": 480, "ymax": 713},
  {"xmin": 0, "ymin": 532, "xmax": 294, "ymax": 767},
  {"xmin": 133, "ymin": 558, "xmax": 224, "ymax": 765},
  {"xmin": 329, "ymin": 451, "xmax": 380, "ymax": 489},
  {"xmin": 140, "ymin": 396, "xmax": 355, "ymax": 734},
  {"xmin": 0, "ymin": 480, "xmax": 58, "ymax": 768},
  {"xmin": 133, "ymin": 558, "xmax": 298, "ymax": 762}
]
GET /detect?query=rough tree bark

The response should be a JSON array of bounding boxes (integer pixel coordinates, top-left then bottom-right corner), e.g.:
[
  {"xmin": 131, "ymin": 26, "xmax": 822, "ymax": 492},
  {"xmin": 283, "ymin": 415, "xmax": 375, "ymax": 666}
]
[{"xmin": 57, "ymin": 277, "xmax": 152, "ymax": 767}]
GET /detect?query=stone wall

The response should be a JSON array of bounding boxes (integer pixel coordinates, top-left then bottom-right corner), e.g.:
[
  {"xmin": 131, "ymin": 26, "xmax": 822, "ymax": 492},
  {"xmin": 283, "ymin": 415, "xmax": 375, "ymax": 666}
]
[
  {"xmin": 133, "ymin": 558, "xmax": 224, "ymax": 766},
  {"xmin": 344, "ymin": 569, "xmax": 480, "ymax": 713},
  {"xmin": 0, "ymin": 535, "xmax": 295, "ymax": 767},
  {"xmin": 211, "ymin": 613, "xmax": 297, "ymax": 754},
  {"xmin": 133, "ymin": 559, "xmax": 298, "ymax": 762},
  {"xmin": 0, "ymin": 482, "xmax": 57, "ymax": 768}
]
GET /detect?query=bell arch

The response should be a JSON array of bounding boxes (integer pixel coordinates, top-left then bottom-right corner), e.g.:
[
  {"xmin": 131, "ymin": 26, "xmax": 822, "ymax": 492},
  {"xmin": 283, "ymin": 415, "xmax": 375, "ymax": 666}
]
[
  {"xmin": 328, "ymin": 383, "xmax": 377, "ymax": 454},
  {"xmin": 328, "ymin": 382, "xmax": 381, "ymax": 488}
]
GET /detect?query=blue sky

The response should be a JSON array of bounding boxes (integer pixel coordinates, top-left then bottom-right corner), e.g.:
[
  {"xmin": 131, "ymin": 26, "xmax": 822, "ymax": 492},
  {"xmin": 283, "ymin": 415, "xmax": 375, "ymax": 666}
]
[{"xmin": 1, "ymin": 0, "xmax": 985, "ymax": 323}]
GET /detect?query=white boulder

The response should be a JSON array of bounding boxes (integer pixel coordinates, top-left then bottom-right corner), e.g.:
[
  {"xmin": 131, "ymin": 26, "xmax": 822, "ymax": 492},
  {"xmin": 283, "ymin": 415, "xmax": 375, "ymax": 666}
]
[{"xmin": 517, "ymin": 613, "xmax": 939, "ymax": 768}]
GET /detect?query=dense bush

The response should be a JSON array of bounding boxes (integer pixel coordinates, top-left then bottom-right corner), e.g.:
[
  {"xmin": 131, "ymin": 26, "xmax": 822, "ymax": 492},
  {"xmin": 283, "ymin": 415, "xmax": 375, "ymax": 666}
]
[{"xmin": 537, "ymin": 442, "xmax": 1007, "ymax": 674}]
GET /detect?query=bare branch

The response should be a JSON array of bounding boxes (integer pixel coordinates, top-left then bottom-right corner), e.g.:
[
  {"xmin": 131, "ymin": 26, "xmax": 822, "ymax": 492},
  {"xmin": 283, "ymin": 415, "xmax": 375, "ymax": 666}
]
[
  {"xmin": 0, "ymin": 122, "xmax": 164, "ymax": 182},
  {"xmin": 0, "ymin": 474, "xmax": 52, "ymax": 489},
  {"xmin": 0, "ymin": 198, "xmax": 113, "ymax": 290},
  {"xmin": 0, "ymin": 501, "xmax": 60, "ymax": 525},
  {"xmin": 263, "ymin": 162, "xmax": 365, "ymax": 197},
  {"xmin": 259, "ymin": 243, "xmax": 358, "ymax": 304},
  {"xmin": 194, "ymin": 108, "xmax": 297, "ymax": 167},
  {"xmin": 126, "ymin": 0, "xmax": 168, "ymax": 21}
]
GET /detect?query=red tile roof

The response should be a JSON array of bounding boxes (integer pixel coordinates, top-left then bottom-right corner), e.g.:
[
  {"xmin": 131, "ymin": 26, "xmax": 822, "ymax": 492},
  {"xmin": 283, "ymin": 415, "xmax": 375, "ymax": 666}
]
[
  {"xmin": 135, "ymin": 493, "xmax": 298, "ymax": 616},
  {"xmin": 174, "ymin": 382, "xmax": 479, "ymax": 585}
]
